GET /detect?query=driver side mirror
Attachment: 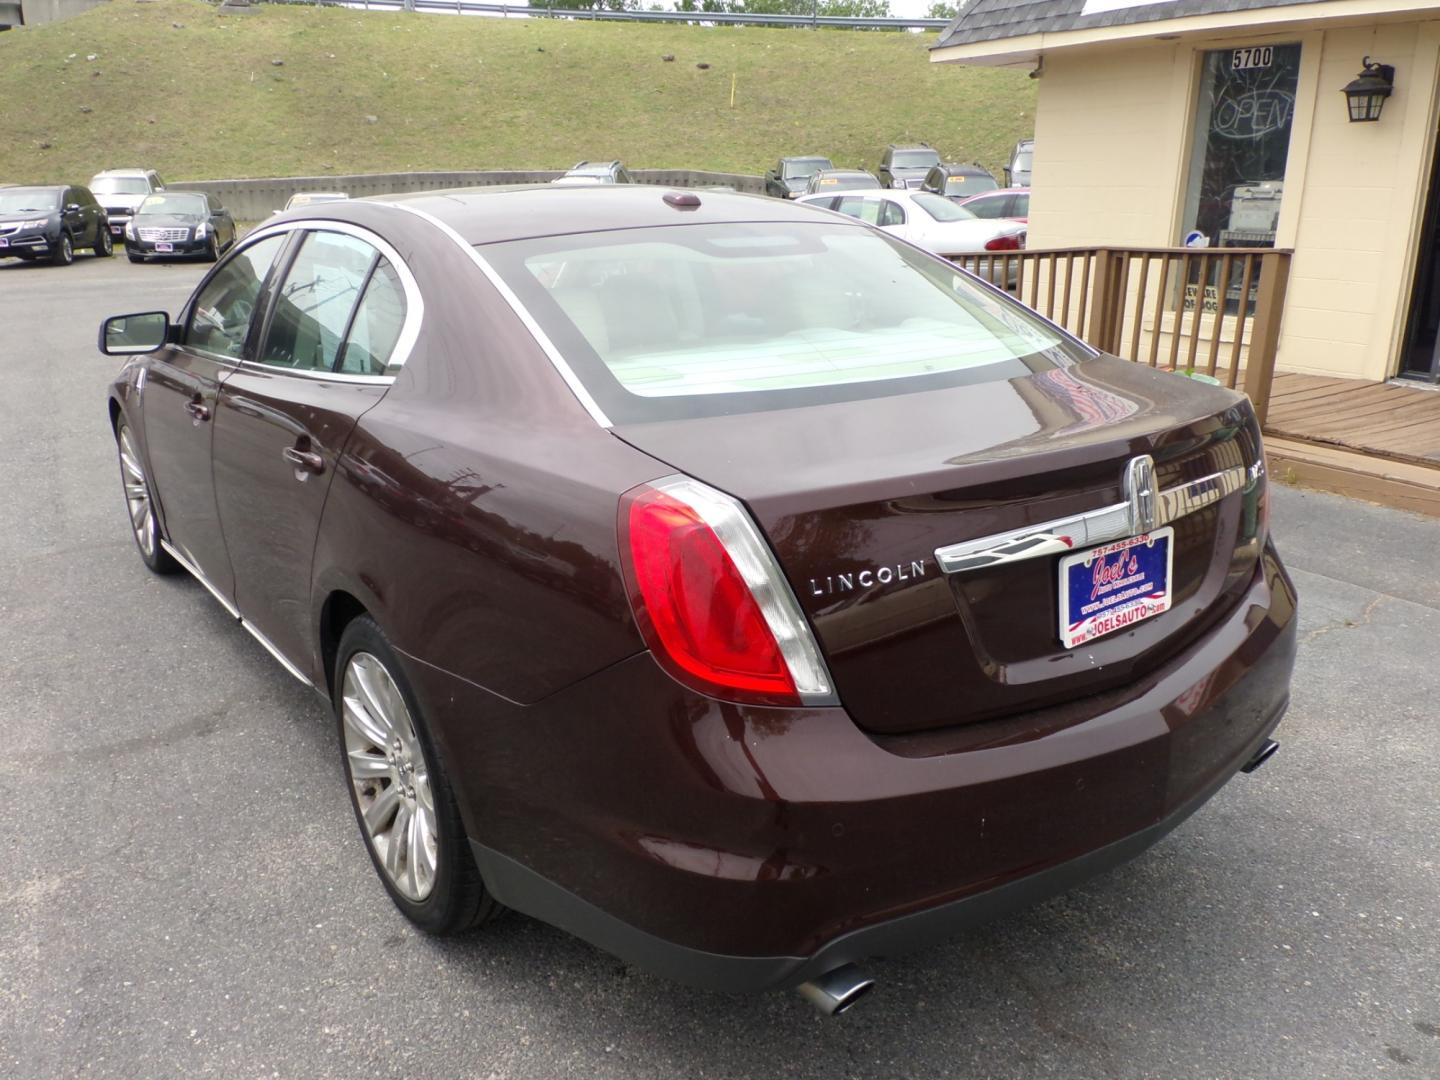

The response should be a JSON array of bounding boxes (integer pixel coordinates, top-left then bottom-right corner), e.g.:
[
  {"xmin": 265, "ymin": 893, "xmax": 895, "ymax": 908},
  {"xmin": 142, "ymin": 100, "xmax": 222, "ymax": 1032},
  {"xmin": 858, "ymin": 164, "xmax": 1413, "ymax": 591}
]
[{"xmin": 99, "ymin": 311, "xmax": 172, "ymax": 355}]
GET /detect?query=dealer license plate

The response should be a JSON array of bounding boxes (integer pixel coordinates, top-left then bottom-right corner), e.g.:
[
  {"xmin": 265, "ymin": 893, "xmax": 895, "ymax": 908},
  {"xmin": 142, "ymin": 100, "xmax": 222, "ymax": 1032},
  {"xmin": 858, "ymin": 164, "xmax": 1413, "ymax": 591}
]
[
  {"xmin": 0, "ymin": 238, "xmax": 8, "ymax": 248},
  {"xmin": 1057, "ymin": 528, "xmax": 1174, "ymax": 648},
  {"xmin": 156, "ymin": 242, "xmax": 174, "ymax": 252},
  {"xmin": 110, "ymin": 225, "xmax": 123, "ymax": 235}
]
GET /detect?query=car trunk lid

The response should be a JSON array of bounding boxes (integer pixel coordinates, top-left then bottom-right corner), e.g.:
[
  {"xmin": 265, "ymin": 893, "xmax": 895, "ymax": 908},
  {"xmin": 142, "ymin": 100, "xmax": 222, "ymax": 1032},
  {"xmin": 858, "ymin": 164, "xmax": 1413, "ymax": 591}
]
[{"xmin": 613, "ymin": 355, "xmax": 1267, "ymax": 736}]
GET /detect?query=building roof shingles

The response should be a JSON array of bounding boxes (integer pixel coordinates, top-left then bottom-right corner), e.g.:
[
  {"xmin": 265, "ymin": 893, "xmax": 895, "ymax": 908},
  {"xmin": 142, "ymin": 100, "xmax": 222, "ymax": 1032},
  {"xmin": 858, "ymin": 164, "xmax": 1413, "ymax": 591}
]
[{"xmin": 935, "ymin": 0, "xmax": 1332, "ymax": 48}]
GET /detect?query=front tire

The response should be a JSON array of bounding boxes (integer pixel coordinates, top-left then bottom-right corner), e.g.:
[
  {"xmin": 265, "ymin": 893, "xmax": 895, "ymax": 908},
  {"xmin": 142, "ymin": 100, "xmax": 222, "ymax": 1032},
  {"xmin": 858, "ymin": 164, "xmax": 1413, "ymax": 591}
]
[
  {"xmin": 95, "ymin": 229, "xmax": 113, "ymax": 257},
  {"xmin": 50, "ymin": 232, "xmax": 74, "ymax": 266},
  {"xmin": 335, "ymin": 617, "xmax": 499, "ymax": 935},
  {"xmin": 204, "ymin": 234, "xmax": 219, "ymax": 262},
  {"xmin": 116, "ymin": 421, "xmax": 179, "ymax": 574}
]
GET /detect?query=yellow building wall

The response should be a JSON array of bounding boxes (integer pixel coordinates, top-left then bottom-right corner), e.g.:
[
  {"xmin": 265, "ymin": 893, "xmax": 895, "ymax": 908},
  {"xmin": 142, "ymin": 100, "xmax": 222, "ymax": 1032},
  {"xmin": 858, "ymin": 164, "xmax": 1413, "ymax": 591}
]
[{"xmin": 1026, "ymin": 21, "xmax": 1440, "ymax": 382}]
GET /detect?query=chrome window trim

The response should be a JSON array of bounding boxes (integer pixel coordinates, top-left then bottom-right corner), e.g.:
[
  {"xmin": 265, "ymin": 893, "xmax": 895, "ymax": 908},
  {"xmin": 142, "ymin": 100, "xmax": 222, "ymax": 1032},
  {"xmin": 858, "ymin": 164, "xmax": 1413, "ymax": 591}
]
[
  {"xmin": 933, "ymin": 456, "xmax": 1260, "ymax": 576},
  {"xmin": 383, "ymin": 200, "xmax": 614, "ymax": 428},
  {"xmin": 211, "ymin": 218, "xmax": 425, "ymax": 383}
]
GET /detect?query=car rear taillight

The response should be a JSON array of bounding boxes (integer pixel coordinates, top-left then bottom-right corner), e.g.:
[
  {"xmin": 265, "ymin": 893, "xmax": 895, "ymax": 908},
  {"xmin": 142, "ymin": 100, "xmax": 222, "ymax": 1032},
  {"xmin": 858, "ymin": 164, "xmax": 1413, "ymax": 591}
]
[
  {"xmin": 984, "ymin": 233, "xmax": 1025, "ymax": 252},
  {"xmin": 620, "ymin": 477, "xmax": 835, "ymax": 707}
]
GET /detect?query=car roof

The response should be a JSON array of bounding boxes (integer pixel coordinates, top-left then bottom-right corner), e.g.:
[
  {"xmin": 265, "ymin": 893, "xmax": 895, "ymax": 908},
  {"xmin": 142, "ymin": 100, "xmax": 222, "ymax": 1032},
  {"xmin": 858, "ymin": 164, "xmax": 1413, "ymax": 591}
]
[
  {"xmin": 92, "ymin": 168, "xmax": 152, "ymax": 177},
  {"xmin": 815, "ymin": 169, "xmax": 875, "ymax": 178},
  {"xmin": 963, "ymin": 187, "xmax": 1028, "ymax": 198},
  {"xmin": 5, "ymin": 184, "xmax": 64, "ymax": 191},
  {"xmin": 365, "ymin": 185, "xmax": 856, "ymax": 246},
  {"xmin": 886, "ymin": 143, "xmax": 934, "ymax": 150},
  {"xmin": 937, "ymin": 162, "xmax": 993, "ymax": 174},
  {"xmin": 782, "ymin": 155, "xmax": 831, "ymax": 161}
]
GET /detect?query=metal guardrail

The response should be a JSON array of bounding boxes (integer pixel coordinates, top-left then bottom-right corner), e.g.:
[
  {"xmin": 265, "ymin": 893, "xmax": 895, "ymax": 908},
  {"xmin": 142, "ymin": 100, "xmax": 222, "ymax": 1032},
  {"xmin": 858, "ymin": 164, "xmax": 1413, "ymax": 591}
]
[{"xmin": 263, "ymin": 0, "xmax": 950, "ymax": 30}]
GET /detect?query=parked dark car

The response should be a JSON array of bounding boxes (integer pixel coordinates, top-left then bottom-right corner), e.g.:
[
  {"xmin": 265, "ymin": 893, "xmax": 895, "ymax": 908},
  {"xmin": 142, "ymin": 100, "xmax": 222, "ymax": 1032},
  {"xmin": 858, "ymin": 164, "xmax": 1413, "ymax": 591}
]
[
  {"xmin": 878, "ymin": 143, "xmax": 942, "ymax": 189},
  {"xmin": 0, "ymin": 184, "xmax": 111, "ymax": 265},
  {"xmin": 960, "ymin": 187, "xmax": 1031, "ymax": 223},
  {"xmin": 764, "ymin": 155, "xmax": 835, "ymax": 199},
  {"xmin": 125, "ymin": 191, "xmax": 237, "ymax": 262},
  {"xmin": 803, "ymin": 168, "xmax": 881, "ymax": 195},
  {"xmin": 90, "ymin": 168, "xmax": 166, "ymax": 239},
  {"xmin": 551, "ymin": 160, "xmax": 634, "ymax": 185},
  {"xmin": 920, "ymin": 163, "xmax": 1000, "ymax": 200},
  {"xmin": 98, "ymin": 187, "xmax": 1296, "ymax": 1013}
]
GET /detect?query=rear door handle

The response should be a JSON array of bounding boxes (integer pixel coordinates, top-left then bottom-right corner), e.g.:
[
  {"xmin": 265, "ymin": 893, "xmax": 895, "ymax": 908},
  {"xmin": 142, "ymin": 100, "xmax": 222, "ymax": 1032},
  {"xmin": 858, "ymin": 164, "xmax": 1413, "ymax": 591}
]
[
  {"xmin": 282, "ymin": 446, "xmax": 325, "ymax": 475},
  {"xmin": 184, "ymin": 400, "xmax": 210, "ymax": 424}
]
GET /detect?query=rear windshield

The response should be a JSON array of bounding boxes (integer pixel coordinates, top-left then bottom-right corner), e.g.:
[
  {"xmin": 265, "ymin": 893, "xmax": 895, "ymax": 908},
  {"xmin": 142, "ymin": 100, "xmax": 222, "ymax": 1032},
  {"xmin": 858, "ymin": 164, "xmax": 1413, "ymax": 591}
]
[
  {"xmin": 91, "ymin": 177, "xmax": 150, "ymax": 195},
  {"xmin": 944, "ymin": 175, "xmax": 998, "ymax": 197},
  {"xmin": 139, "ymin": 193, "xmax": 207, "ymax": 215},
  {"xmin": 0, "ymin": 187, "xmax": 60, "ymax": 212},
  {"xmin": 911, "ymin": 193, "xmax": 978, "ymax": 222},
  {"xmin": 484, "ymin": 222, "xmax": 1085, "ymax": 424}
]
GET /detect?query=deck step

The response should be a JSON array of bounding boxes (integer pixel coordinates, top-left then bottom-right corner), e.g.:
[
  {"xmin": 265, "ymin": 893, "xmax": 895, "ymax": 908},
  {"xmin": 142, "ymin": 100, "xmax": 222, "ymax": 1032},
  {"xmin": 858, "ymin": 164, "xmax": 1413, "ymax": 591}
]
[{"xmin": 1265, "ymin": 435, "xmax": 1440, "ymax": 518}]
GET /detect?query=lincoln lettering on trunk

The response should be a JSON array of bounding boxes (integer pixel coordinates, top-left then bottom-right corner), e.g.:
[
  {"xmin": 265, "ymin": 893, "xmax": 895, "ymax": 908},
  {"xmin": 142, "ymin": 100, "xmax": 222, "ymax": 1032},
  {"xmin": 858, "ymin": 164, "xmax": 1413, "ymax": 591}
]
[{"xmin": 809, "ymin": 561, "xmax": 928, "ymax": 598}]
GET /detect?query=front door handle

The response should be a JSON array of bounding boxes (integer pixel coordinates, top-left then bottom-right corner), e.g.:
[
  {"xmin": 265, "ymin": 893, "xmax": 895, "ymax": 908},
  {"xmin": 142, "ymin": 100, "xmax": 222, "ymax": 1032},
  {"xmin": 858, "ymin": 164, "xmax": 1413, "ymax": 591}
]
[
  {"xmin": 282, "ymin": 446, "xmax": 325, "ymax": 475},
  {"xmin": 184, "ymin": 400, "xmax": 210, "ymax": 424}
]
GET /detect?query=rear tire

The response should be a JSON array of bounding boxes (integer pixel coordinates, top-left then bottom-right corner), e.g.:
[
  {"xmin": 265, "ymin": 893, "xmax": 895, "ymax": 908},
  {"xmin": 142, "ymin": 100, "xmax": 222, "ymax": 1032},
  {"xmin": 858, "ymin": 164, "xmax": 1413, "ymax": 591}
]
[
  {"xmin": 334, "ymin": 616, "xmax": 500, "ymax": 935},
  {"xmin": 50, "ymin": 232, "xmax": 74, "ymax": 266},
  {"xmin": 95, "ymin": 229, "xmax": 113, "ymax": 257}
]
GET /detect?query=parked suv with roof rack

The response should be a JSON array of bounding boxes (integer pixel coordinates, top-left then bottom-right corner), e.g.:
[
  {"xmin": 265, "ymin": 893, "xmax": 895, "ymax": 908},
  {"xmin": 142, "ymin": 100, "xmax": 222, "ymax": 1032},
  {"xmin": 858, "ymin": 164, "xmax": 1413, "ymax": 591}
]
[
  {"xmin": 90, "ymin": 168, "xmax": 165, "ymax": 241},
  {"xmin": 920, "ymin": 163, "xmax": 1000, "ymax": 201},
  {"xmin": 551, "ymin": 160, "xmax": 635, "ymax": 186},
  {"xmin": 878, "ymin": 144, "xmax": 941, "ymax": 190}
]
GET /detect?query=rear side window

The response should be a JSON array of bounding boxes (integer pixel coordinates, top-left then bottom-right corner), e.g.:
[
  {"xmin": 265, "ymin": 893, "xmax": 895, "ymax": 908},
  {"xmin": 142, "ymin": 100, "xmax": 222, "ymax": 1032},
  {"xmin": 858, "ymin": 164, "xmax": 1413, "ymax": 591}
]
[
  {"xmin": 260, "ymin": 232, "xmax": 377, "ymax": 372},
  {"xmin": 835, "ymin": 197, "xmax": 881, "ymax": 225},
  {"xmin": 487, "ymin": 221, "xmax": 1086, "ymax": 424},
  {"xmin": 878, "ymin": 201, "xmax": 906, "ymax": 227},
  {"xmin": 339, "ymin": 260, "xmax": 407, "ymax": 376},
  {"xmin": 185, "ymin": 234, "xmax": 288, "ymax": 359}
]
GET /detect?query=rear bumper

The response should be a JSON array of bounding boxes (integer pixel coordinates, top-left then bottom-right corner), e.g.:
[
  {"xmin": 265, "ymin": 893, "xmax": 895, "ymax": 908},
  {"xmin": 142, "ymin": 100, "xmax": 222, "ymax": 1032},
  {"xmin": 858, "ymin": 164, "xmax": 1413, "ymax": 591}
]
[{"xmin": 413, "ymin": 543, "xmax": 1297, "ymax": 992}]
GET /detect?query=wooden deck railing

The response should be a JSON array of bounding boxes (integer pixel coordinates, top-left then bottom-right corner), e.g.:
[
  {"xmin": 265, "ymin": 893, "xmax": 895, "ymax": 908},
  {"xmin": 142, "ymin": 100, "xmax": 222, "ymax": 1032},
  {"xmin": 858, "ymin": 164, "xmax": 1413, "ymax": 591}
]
[{"xmin": 952, "ymin": 247, "xmax": 1292, "ymax": 425}]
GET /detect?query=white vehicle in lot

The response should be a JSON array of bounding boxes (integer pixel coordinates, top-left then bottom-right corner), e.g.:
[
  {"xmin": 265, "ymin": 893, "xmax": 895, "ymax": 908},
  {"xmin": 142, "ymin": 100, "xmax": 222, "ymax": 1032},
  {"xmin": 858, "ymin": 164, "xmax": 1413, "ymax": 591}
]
[
  {"xmin": 90, "ymin": 168, "xmax": 165, "ymax": 240},
  {"xmin": 796, "ymin": 189, "xmax": 1026, "ymax": 287}
]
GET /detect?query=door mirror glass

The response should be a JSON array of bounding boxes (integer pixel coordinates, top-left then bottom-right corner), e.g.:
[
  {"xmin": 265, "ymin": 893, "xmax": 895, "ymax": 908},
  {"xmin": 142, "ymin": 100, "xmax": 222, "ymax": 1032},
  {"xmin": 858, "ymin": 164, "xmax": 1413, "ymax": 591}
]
[{"xmin": 100, "ymin": 312, "xmax": 170, "ymax": 355}]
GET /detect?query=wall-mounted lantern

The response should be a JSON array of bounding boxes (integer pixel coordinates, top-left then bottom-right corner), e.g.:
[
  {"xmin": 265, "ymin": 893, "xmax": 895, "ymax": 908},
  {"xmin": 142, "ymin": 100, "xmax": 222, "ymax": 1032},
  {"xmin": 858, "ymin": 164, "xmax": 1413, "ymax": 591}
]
[{"xmin": 1342, "ymin": 57, "xmax": 1395, "ymax": 122}]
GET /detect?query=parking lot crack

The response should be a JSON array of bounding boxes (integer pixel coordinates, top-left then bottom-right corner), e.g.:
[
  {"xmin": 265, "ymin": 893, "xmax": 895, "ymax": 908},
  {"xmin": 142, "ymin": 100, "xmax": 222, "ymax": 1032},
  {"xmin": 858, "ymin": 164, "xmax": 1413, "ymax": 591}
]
[{"xmin": 1302, "ymin": 594, "xmax": 1384, "ymax": 644}]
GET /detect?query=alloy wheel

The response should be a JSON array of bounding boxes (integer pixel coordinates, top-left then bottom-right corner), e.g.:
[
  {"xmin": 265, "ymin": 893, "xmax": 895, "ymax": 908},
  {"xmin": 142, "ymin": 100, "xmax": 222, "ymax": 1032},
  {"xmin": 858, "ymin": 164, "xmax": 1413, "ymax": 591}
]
[
  {"xmin": 341, "ymin": 652, "xmax": 438, "ymax": 902},
  {"xmin": 117, "ymin": 425, "xmax": 157, "ymax": 559}
]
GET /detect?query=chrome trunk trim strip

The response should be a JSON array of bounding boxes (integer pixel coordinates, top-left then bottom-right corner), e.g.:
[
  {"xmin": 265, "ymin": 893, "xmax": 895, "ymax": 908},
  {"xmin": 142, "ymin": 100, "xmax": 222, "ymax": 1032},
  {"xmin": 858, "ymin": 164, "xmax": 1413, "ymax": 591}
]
[{"xmin": 933, "ymin": 455, "xmax": 1257, "ymax": 576}]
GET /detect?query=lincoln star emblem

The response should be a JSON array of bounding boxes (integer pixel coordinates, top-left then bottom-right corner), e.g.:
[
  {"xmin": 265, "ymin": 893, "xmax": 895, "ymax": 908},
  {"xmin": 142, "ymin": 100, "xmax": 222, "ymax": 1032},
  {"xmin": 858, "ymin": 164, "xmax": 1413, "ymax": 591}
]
[{"xmin": 1124, "ymin": 454, "xmax": 1158, "ymax": 534}]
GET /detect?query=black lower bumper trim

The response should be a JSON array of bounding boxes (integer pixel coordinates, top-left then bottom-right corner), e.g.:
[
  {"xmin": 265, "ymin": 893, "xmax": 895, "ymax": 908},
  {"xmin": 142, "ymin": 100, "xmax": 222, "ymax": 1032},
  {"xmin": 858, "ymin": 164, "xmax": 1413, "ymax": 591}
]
[{"xmin": 470, "ymin": 698, "xmax": 1287, "ymax": 994}]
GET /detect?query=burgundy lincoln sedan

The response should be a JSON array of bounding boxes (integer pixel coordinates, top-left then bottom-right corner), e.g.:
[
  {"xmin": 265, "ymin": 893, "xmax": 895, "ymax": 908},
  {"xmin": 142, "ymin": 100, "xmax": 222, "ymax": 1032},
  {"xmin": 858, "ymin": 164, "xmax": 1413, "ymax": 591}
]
[{"xmin": 99, "ymin": 186, "xmax": 1295, "ymax": 1014}]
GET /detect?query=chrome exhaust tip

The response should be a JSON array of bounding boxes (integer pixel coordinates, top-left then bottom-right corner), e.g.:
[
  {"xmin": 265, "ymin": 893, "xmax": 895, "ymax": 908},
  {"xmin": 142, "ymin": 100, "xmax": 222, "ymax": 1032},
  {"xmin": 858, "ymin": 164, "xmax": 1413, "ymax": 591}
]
[
  {"xmin": 796, "ymin": 964, "xmax": 875, "ymax": 1016},
  {"xmin": 1241, "ymin": 738, "xmax": 1280, "ymax": 774}
]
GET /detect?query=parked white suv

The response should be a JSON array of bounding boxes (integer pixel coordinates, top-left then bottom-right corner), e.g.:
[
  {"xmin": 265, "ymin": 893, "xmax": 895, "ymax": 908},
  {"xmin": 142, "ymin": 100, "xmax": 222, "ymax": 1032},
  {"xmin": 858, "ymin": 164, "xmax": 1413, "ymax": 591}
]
[{"xmin": 89, "ymin": 169, "xmax": 165, "ymax": 239}]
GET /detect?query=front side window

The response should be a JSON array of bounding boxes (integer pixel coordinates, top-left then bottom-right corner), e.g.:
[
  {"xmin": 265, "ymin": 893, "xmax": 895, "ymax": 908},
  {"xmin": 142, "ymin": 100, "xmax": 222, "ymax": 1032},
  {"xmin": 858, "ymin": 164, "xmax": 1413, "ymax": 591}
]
[
  {"xmin": 488, "ymin": 221, "xmax": 1086, "ymax": 424},
  {"xmin": 1181, "ymin": 43, "xmax": 1301, "ymax": 247},
  {"xmin": 261, "ymin": 231, "xmax": 378, "ymax": 372},
  {"xmin": 185, "ymin": 234, "xmax": 287, "ymax": 359}
]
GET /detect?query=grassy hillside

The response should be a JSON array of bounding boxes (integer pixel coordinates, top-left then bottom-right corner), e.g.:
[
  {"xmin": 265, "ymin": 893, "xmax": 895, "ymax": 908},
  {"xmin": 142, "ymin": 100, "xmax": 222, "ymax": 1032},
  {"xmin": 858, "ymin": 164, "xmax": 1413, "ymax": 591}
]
[{"xmin": 0, "ymin": 0, "xmax": 1035, "ymax": 183}]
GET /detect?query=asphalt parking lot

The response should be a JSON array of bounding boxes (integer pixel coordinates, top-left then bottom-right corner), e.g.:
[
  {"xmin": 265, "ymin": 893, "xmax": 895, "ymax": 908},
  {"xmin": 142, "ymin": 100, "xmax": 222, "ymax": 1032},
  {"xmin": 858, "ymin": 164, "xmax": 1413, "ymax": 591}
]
[{"xmin": 3, "ymin": 251, "xmax": 1439, "ymax": 1079}]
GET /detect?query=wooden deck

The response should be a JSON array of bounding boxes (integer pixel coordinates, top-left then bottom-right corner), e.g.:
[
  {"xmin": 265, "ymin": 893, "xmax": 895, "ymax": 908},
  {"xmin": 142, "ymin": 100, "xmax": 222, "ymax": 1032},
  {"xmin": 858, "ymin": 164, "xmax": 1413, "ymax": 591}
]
[{"xmin": 1266, "ymin": 373, "xmax": 1440, "ymax": 466}]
